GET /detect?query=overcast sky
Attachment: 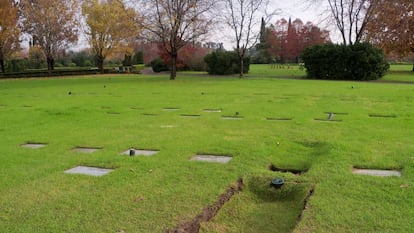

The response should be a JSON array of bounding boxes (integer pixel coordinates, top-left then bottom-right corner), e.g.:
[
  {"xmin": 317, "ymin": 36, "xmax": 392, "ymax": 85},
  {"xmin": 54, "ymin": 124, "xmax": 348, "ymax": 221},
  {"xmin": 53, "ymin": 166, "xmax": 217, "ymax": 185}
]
[
  {"xmin": 72, "ymin": 0, "xmax": 335, "ymax": 51},
  {"xmin": 275, "ymin": 0, "xmax": 325, "ymax": 23}
]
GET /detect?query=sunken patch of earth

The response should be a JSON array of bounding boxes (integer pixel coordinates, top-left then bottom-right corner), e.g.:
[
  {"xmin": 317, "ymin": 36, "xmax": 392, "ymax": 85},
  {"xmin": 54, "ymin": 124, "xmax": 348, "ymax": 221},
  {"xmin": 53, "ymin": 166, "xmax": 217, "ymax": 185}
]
[
  {"xmin": 166, "ymin": 179, "xmax": 244, "ymax": 233},
  {"xmin": 200, "ymin": 175, "xmax": 314, "ymax": 233},
  {"xmin": 269, "ymin": 164, "xmax": 308, "ymax": 175}
]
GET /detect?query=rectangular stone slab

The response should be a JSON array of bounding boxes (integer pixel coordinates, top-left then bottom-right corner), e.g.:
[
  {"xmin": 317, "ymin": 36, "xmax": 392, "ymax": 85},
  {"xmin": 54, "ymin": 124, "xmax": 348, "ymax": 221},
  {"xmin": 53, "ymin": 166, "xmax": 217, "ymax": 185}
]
[
  {"xmin": 191, "ymin": 155, "xmax": 232, "ymax": 163},
  {"xmin": 21, "ymin": 143, "xmax": 47, "ymax": 149},
  {"xmin": 72, "ymin": 147, "xmax": 102, "ymax": 153},
  {"xmin": 64, "ymin": 166, "xmax": 113, "ymax": 176},
  {"xmin": 121, "ymin": 149, "xmax": 159, "ymax": 156},
  {"xmin": 203, "ymin": 109, "xmax": 222, "ymax": 112},
  {"xmin": 352, "ymin": 168, "xmax": 401, "ymax": 177}
]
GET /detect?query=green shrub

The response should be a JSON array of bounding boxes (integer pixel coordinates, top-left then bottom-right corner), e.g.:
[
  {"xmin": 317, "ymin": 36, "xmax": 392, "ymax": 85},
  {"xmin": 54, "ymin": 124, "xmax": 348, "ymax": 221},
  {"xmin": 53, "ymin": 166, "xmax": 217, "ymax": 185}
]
[
  {"xmin": 301, "ymin": 43, "xmax": 389, "ymax": 80},
  {"xmin": 150, "ymin": 58, "xmax": 169, "ymax": 73},
  {"xmin": 204, "ymin": 51, "xmax": 250, "ymax": 75}
]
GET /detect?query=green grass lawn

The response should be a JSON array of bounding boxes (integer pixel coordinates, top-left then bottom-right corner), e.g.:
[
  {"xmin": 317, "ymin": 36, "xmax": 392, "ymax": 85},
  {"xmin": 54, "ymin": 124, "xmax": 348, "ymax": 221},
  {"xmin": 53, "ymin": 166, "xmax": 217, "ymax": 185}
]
[{"xmin": 0, "ymin": 69, "xmax": 414, "ymax": 232}]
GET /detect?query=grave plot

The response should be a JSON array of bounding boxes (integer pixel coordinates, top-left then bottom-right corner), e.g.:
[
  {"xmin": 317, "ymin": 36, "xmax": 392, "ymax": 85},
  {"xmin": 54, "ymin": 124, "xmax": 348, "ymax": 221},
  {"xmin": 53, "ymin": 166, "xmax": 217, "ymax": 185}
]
[
  {"xmin": 191, "ymin": 154, "xmax": 233, "ymax": 163},
  {"xmin": 314, "ymin": 112, "xmax": 342, "ymax": 122},
  {"xmin": 142, "ymin": 113, "xmax": 158, "ymax": 116},
  {"xmin": 163, "ymin": 107, "xmax": 180, "ymax": 111},
  {"xmin": 166, "ymin": 178, "xmax": 243, "ymax": 233},
  {"xmin": 160, "ymin": 125, "xmax": 177, "ymax": 128},
  {"xmin": 221, "ymin": 115, "xmax": 243, "ymax": 120},
  {"xmin": 203, "ymin": 108, "xmax": 222, "ymax": 113},
  {"xmin": 196, "ymin": 176, "xmax": 314, "ymax": 233},
  {"xmin": 323, "ymin": 112, "xmax": 349, "ymax": 115},
  {"xmin": 107, "ymin": 111, "xmax": 121, "ymax": 115},
  {"xmin": 180, "ymin": 114, "xmax": 201, "ymax": 118},
  {"xmin": 121, "ymin": 149, "xmax": 159, "ymax": 156},
  {"xmin": 64, "ymin": 166, "xmax": 113, "ymax": 177},
  {"xmin": 72, "ymin": 147, "xmax": 102, "ymax": 153},
  {"xmin": 352, "ymin": 167, "xmax": 401, "ymax": 177},
  {"xmin": 21, "ymin": 142, "xmax": 47, "ymax": 149},
  {"xmin": 368, "ymin": 114, "xmax": 397, "ymax": 118},
  {"xmin": 266, "ymin": 117, "xmax": 293, "ymax": 121},
  {"xmin": 269, "ymin": 164, "xmax": 308, "ymax": 175}
]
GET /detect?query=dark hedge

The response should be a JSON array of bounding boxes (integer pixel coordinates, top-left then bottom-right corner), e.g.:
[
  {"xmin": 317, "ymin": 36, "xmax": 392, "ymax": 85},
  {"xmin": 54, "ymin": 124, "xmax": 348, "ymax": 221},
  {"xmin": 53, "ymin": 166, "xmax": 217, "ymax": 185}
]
[
  {"xmin": 301, "ymin": 43, "xmax": 389, "ymax": 80},
  {"xmin": 204, "ymin": 51, "xmax": 250, "ymax": 75}
]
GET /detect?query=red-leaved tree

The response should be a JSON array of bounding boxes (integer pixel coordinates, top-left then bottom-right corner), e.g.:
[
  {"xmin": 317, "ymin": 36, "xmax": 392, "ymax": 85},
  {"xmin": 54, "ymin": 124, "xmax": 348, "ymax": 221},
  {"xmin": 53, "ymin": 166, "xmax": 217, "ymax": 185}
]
[{"xmin": 267, "ymin": 18, "xmax": 331, "ymax": 63}]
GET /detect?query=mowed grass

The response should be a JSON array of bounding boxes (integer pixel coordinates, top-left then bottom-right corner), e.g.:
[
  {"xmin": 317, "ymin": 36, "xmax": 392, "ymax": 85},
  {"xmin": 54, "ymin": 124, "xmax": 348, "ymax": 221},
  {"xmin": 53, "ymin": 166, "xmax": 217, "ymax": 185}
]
[{"xmin": 0, "ymin": 67, "xmax": 413, "ymax": 232}]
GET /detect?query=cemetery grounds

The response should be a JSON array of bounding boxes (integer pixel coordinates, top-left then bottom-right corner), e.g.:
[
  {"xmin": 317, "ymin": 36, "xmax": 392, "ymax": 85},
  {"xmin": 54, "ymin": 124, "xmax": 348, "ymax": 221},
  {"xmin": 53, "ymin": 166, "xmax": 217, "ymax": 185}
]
[{"xmin": 0, "ymin": 65, "xmax": 413, "ymax": 232}]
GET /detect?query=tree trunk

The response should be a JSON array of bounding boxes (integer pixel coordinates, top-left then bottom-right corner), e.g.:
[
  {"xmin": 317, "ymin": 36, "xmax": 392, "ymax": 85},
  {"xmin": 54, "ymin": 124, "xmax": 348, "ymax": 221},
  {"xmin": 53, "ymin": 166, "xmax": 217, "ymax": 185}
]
[
  {"xmin": 239, "ymin": 55, "xmax": 244, "ymax": 78},
  {"xmin": 0, "ymin": 58, "xmax": 5, "ymax": 74},
  {"xmin": 170, "ymin": 50, "xmax": 177, "ymax": 80},
  {"xmin": 97, "ymin": 56, "xmax": 104, "ymax": 74},
  {"xmin": 47, "ymin": 57, "xmax": 54, "ymax": 76}
]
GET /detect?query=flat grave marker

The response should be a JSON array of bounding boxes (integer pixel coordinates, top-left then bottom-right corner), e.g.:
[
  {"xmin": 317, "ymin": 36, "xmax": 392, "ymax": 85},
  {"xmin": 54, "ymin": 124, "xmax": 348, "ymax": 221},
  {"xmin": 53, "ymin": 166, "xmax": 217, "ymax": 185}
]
[
  {"xmin": 21, "ymin": 143, "xmax": 47, "ymax": 149},
  {"xmin": 72, "ymin": 147, "xmax": 102, "ymax": 153},
  {"xmin": 160, "ymin": 125, "xmax": 177, "ymax": 128},
  {"xmin": 203, "ymin": 109, "xmax": 222, "ymax": 113},
  {"xmin": 107, "ymin": 111, "xmax": 121, "ymax": 115},
  {"xmin": 163, "ymin": 107, "xmax": 180, "ymax": 111},
  {"xmin": 191, "ymin": 154, "xmax": 232, "ymax": 163},
  {"xmin": 180, "ymin": 114, "xmax": 201, "ymax": 118},
  {"xmin": 221, "ymin": 116, "xmax": 243, "ymax": 120},
  {"xmin": 64, "ymin": 166, "xmax": 113, "ymax": 177},
  {"xmin": 121, "ymin": 149, "xmax": 159, "ymax": 156},
  {"xmin": 266, "ymin": 117, "xmax": 293, "ymax": 121},
  {"xmin": 352, "ymin": 168, "xmax": 401, "ymax": 177},
  {"xmin": 368, "ymin": 114, "xmax": 397, "ymax": 118}
]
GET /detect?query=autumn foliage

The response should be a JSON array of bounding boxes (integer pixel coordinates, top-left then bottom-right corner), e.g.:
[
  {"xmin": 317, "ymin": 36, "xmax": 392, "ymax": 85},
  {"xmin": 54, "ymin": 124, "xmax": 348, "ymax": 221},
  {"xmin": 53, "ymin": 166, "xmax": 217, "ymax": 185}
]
[
  {"xmin": 157, "ymin": 43, "xmax": 210, "ymax": 71},
  {"xmin": 0, "ymin": 0, "xmax": 20, "ymax": 74},
  {"xmin": 254, "ymin": 18, "xmax": 331, "ymax": 64},
  {"xmin": 365, "ymin": 0, "xmax": 414, "ymax": 70}
]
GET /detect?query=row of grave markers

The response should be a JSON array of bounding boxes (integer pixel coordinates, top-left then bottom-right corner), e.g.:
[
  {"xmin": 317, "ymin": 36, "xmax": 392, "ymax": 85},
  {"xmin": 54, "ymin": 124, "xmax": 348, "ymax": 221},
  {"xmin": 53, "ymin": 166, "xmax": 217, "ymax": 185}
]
[
  {"xmin": 21, "ymin": 142, "xmax": 233, "ymax": 177},
  {"xmin": 1, "ymin": 104, "xmax": 398, "ymax": 121},
  {"xmin": 21, "ymin": 142, "xmax": 401, "ymax": 178}
]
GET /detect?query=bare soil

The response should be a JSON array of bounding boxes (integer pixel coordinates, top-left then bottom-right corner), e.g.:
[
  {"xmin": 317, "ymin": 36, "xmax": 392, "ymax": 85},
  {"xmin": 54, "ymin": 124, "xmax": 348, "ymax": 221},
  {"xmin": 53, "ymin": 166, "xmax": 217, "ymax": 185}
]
[{"xmin": 166, "ymin": 178, "xmax": 244, "ymax": 233}]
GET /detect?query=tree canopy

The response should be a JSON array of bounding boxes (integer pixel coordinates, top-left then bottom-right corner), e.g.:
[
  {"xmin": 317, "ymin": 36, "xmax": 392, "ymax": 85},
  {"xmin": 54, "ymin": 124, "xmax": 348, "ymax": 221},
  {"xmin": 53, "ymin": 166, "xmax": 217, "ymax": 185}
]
[
  {"xmin": 82, "ymin": 0, "xmax": 138, "ymax": 73},
  {"xmin": 254, "ymin": 18, "xmax": 331, "ymax": 64},
  {"xmin": 366, "ymin": 0, "xmax": 414, "ymax": 68},
  {"xmin": 0, "ymin": 0, "xmax": 20, "ymax": 73},
  {"xmin": 137, "ymin": 0, "xmax": 216, "ymax": 80},
  {"xmin": 220, "ymin": 0, "xmax": 277, "ymax": 77},
  {"xmin": 20, "ymin": 0, "xmax": 79, "ymax": 75}
]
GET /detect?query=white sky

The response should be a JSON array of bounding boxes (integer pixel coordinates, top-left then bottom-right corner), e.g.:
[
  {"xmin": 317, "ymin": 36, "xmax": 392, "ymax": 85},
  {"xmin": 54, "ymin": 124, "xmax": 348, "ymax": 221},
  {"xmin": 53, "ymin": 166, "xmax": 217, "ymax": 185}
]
[
  {"xmin": 275, "ymin": 0, "xmax": 325, "ymax": 23},
  {"xmin": 71, "ymin": 0, "xmax": 336, "ymax": 52}
]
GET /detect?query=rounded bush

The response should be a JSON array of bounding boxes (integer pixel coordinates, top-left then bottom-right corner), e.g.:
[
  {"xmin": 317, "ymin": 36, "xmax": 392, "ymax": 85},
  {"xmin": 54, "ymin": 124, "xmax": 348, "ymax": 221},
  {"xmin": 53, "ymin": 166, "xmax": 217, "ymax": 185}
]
[
  {"xmin": 204, "ymin": 51, "xmax": 250, "ymax": 75},
  {"xmin": 150, "ymin": 58, "xmax": 169, "ymax": 73},
  {"xmin": 301, "ymin": 43, "xmax": 389, "ymax": 80}
]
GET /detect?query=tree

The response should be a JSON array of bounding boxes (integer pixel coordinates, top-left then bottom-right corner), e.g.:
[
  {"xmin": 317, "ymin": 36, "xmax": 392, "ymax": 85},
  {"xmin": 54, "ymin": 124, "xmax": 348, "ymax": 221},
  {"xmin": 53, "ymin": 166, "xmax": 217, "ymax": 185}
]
[
  {"xmin": 0, "ymin": 0, "xmax": 20, "ymax": 74},
  {"xmin": 20, "ymin": 0, "xmax": 79, "ymax": 75},
  {"xmin": 310, "ymin": 0, "xmax": 380, "ymax": 45},
  {"xmin": 265, "ymin": 18, "xmax": 330, "ymax": 63},
  {"xmin": 221, "ymin": 0, "xmax": 277, "ymax": 77},
  {"xmin": 365, "ymin": 0, "xmax": 414, "ymax": 71},
  {"xmin": 158, "ymin": 42, "xmax": 210, "ymax": 71},
  {"xmin": 138, "ymin": 0, "xmax": 216, "ymax": 80},
  {"xmin": 82, "ymin": 0, "xmax": 138, "ymax": 73}
]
